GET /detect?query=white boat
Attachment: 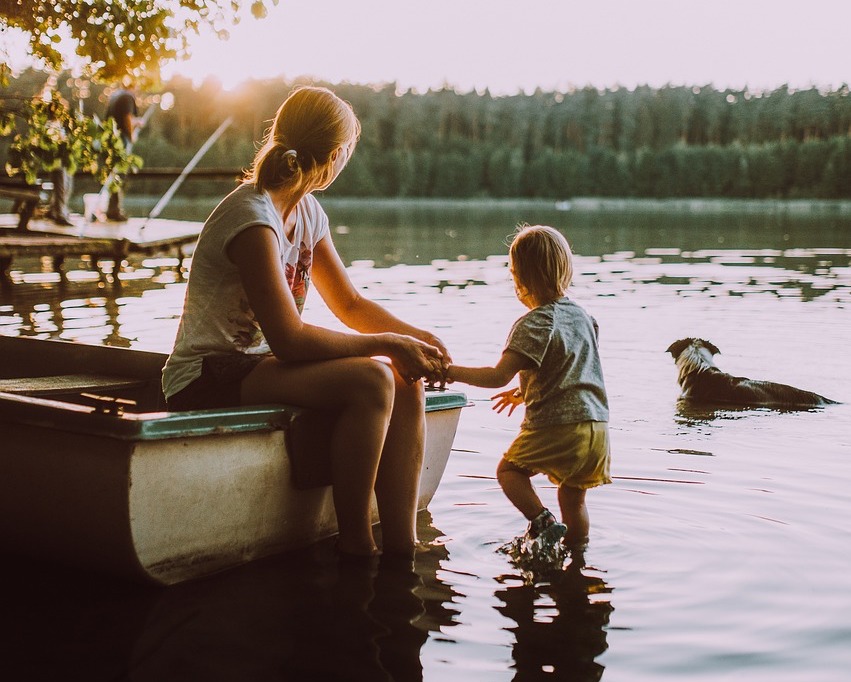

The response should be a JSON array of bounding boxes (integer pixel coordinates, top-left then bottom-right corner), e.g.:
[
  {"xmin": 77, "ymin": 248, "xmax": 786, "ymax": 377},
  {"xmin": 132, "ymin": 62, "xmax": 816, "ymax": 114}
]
[{"xmin": 0, "ymin": 336, "xmax": 466, "ymax": 585}]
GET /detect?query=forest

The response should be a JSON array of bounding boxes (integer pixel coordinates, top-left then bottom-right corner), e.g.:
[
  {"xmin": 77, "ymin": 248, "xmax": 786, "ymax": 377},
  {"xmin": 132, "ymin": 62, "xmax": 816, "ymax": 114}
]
[{"xmin": 3, "ymin": 69, "xmax": 851, "ymax": 200}]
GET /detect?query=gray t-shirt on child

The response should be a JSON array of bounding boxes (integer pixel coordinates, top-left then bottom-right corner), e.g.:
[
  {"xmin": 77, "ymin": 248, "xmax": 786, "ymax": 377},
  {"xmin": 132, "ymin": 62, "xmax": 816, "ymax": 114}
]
[{"xmin": 505, "ymin": 297, "xmax": 609, "ymax": 429}]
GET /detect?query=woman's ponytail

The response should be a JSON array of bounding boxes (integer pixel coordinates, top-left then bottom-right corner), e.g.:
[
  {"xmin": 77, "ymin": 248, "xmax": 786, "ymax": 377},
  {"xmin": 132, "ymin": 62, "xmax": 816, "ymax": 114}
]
[
  {"xmin": 249, "ymin": 142, "xmax": 302, "ymax": 192},
  {"xmin": 244, "ymin": 86, "xmax": 360, "ymax": 194}
]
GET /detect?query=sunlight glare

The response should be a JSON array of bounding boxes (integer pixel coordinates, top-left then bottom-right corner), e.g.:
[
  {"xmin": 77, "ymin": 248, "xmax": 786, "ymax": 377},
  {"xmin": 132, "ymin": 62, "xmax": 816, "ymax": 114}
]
[{"xmin": 161, "ymin": 0, "xmax": 851, "ymax": 93}]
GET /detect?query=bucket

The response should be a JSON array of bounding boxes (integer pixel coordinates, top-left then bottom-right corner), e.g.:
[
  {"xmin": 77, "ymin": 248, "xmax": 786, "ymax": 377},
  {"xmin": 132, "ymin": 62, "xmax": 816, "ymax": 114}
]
[{"xmin": 83, "ymin": 193, "xmax": 107, "ymax": 222}]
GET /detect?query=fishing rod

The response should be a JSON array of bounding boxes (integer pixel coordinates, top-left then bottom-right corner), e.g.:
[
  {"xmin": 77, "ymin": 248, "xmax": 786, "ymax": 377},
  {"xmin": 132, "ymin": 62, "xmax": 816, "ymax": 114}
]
[{"xmin": 141, "ymin": 115, "xmax": 234, "ymax": 229}]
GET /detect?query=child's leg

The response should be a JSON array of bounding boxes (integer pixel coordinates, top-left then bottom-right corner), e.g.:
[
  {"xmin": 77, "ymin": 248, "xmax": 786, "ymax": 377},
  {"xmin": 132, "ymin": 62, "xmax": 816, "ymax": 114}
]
[
  {"xmin": 496, "ymin": 458, "xmax": 544, "ymax": 520},
  {"xmin": 557, "ymin": 485, "xmax": 589, "ymax": 543}
]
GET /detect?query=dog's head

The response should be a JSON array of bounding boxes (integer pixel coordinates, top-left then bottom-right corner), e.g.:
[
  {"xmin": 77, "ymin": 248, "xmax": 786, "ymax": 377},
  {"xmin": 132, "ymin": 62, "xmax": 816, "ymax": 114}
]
[
  {"xmin": 666, "ymin": 338, "xmax": 720, "ymax": 360},
  {"xmin": 666, "ymin": 338, "xmax": 721, "ymax": 384}
]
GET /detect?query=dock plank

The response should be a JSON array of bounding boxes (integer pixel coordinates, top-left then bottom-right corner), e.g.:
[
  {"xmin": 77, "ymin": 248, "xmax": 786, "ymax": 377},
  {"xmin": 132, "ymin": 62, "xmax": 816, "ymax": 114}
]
[
  {"xmin": 0, "ymin": 213, "xmax": 202, "ymax": 285},
  {"xmin": 0, "ymin": 214, "xmax": 202, "ymax": 245}
]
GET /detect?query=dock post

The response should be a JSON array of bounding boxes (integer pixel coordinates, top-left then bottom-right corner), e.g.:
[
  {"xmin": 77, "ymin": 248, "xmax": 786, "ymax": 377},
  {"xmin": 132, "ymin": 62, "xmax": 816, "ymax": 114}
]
[
  {"xmin": 111, "ymin": 240, "xmax": 131, "ymax": 287},
  {"xmin": 0, "ymin": 257, "xmax": 11, "ymax": 287},
  {"xmin": 178, "ymin": 245, "xmax": 188, "ymax": 280},
  {"xmin": 52, "ymin": 255, "xmax": 68, "ymax": 285}
]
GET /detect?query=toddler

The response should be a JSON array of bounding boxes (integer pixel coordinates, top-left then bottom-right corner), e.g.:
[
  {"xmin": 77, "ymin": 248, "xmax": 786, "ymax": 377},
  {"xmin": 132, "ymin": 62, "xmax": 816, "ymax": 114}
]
[{"xmin": 447, "ymin": 225, "xmax": 611, "ymax": 550}]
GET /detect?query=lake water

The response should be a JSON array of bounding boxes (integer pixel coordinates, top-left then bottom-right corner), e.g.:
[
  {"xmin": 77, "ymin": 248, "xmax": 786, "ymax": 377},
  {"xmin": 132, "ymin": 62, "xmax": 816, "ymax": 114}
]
[{"xmin": 1, "ymin": 198, "xmax": 850, "ymax": 681}]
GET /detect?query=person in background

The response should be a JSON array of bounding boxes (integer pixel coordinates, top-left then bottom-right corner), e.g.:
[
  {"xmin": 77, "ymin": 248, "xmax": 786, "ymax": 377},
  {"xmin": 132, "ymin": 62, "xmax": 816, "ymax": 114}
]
[
  {"xmin": 162, "ymin": 86, "xmax": 450, "ymax": 560},
  {"xmin": 45, "ymin": 164, "xmax": 74, "ymax": 226},
  {"xmin": 104, "ymin": 86, "xmax": 141, "ymax": 221},
  {"xmin": 44, "ymin": 91, "xmax": 74, "ymax": 226},
  {"xmin": 446, "ymin": 225, "xmax": 611, "ymax": 551}
]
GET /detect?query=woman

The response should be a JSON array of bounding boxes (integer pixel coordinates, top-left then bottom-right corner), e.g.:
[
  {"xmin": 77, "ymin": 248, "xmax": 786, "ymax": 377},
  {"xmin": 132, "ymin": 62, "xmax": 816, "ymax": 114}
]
[{"xmin": 162, "ymin": 86, "xmax": 449, "ymax": 558}]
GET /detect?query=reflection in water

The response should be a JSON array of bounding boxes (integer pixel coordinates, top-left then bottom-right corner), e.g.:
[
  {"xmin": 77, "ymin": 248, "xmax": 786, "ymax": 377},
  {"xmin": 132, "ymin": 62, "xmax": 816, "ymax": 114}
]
[
  {"xmin": 0, "ymin": 514, "xmax": 460, "ymax": 681},
  {"xmin": 495, "ymin": 550, "xmax": 613, "ymax": 681},
  {"xmin": 320, "ymin": 199, "xmax": 851, "ymax": 268},
  {"xmin": 675, "ymin": 401, "xmax": 828, "ymax": 424},
  {"xmin": 2, "ymin": 200, "xmax": 851, "ymax": 679},
  {"xmin": 2, "ymin": 201, "xmax": 849, "ymax": 345},
  {"xmin": 0, "ymin": 264, "xmax": 182, "ymax": 347}
]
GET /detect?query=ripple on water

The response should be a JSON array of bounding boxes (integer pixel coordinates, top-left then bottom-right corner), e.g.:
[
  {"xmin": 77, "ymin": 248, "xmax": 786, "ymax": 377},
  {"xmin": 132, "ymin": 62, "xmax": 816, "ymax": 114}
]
[{"xmin": 1, "ymin": 212, "xmax": 850, "ymax": 681}]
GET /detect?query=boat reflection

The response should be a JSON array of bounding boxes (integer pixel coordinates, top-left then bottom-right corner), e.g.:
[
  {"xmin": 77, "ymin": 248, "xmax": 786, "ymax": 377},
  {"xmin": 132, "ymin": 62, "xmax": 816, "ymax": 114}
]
[{"xmin": 0, "ymin": 512, "xmax": 461, "ymax": 681}]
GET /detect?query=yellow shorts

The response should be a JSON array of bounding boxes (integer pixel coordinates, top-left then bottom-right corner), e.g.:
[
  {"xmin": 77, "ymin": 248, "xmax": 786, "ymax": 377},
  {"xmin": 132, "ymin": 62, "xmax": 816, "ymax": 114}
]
[{"xmin": 503, "ymin": 421, "xmax": 612, "ymax": 488}]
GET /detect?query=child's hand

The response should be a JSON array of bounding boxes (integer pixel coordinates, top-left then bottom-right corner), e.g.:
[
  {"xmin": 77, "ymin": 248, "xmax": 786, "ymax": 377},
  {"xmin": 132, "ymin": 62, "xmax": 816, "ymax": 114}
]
[{"xmin": 491, "ymin": 388, "xmax": 523, "ymax": 416}]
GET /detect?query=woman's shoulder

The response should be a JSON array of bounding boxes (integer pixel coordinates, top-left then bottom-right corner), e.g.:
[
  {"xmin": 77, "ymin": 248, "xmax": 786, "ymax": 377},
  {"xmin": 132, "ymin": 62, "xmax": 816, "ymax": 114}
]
[
  {"xmin": 206, "ymin": 184, "xmax": 277, "ymax": 228},
  {"xmin": 299, "ymin": 193, "xmax": 328, "ymax": 221},
  {"xmin": 197, "ymin": 184, "xmax": 282, "ymax": 255},
  {"xmin": 298, "ymin": 193, "xmax": 330, "ymax": 239},
  {"xmin": 223, "ymin": 182, "xmax": 272, "ymax": 212}
]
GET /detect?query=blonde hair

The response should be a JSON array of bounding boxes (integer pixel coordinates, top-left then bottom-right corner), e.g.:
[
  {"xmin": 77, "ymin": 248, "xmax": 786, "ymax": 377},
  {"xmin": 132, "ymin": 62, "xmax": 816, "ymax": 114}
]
[
  {"xmin": 508, "ymin": 225, "xmax": 573, "ymax": 305},
  {"xmin": 246, "ymin": 86, "xmax": 360, "ymax": 193}
]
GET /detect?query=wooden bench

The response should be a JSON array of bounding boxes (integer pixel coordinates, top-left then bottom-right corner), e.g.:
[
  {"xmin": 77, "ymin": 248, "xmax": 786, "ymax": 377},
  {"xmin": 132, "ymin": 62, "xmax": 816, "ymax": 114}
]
[
  {"xmin": 0, "ymin": 179, "xmax": 53, "ymax": 232},
  {"xmin": 0, "ymin": 374, "xmax": 146, "ymax": 397}
]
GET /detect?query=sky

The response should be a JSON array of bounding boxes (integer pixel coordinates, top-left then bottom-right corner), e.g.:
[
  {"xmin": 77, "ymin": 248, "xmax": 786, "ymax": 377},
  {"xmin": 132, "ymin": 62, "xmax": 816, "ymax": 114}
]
[{"xmin": 159, "ymin": 0, "xmax": 851, "ymax": 93}]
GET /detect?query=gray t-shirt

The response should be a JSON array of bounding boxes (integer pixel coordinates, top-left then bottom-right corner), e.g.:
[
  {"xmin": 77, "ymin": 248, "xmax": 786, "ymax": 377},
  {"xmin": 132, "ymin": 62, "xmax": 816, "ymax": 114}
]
[
  {"xmin": 506, "ymin": 297, "xmax": 609, "ymax": 429},
  {"xmin": 162, "ymin": 184, "xmax": 330, "ymax": 399}
]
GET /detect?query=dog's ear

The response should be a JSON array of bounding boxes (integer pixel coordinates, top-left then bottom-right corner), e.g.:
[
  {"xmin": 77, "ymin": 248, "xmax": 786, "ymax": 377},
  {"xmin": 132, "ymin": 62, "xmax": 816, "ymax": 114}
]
[
  {"xmin": 666, "ymin": 338, "xmax": 693, "ymax": 358},
  {"xmin": 700, "ymin": 339, "xmax": 721, "ymax": 355}
]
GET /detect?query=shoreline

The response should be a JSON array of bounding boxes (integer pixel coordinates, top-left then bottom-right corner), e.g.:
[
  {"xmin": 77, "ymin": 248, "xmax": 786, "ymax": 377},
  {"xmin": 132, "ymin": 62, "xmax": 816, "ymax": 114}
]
[
  {"xmin": 6, "ymin": 195, "xmax": 850, "ymax": 223},
  {"xmin": 320, "ymin": 196, "xmax": 851, "ymax": 215}
]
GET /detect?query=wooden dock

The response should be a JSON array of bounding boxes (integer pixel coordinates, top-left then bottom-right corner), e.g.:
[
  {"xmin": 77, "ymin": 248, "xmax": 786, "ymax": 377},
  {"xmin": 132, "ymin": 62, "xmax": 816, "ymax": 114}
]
[{"xmin": 0, "ymin": 213, "xmax": 202, "ymax": 286}]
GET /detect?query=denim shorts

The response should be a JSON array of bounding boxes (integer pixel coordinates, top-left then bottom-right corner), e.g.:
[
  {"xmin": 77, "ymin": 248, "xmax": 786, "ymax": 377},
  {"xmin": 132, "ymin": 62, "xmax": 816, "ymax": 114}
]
[{"xmin": 166, "ymin": 353, "xmax": 268, "ymax": 411}]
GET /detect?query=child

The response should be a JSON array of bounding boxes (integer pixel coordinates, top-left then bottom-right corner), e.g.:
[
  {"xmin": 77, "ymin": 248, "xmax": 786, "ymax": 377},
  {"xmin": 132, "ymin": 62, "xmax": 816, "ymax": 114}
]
[{"xmin": 446, "ymin": 225, "xmax": 611, "ymax": 549}]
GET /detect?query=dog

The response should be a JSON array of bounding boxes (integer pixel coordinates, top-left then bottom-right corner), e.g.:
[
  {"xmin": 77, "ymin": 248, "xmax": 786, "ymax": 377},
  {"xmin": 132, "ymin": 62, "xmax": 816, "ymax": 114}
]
[{"xmin": 666, "ymin": 338, "xmax": 839, "ymax": 408}]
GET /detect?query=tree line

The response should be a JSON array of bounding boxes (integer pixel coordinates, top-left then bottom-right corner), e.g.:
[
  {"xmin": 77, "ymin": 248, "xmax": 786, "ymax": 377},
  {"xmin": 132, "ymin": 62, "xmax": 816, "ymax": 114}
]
[{"xmin": 3, "ymin": 69, "xmax": 851, "ymax": 200}]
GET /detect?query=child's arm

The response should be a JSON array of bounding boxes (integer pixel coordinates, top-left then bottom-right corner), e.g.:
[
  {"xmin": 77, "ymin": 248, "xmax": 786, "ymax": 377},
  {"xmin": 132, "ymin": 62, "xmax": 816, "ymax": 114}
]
[{"xmin": 447, "ymin": 349, "xmax": 532, "ymax": 388}]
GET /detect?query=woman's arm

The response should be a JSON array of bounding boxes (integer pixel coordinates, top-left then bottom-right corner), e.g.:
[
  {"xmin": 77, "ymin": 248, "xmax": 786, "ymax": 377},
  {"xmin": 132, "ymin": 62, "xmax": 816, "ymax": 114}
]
[
  {"xmin": 447, "ymin": 349, "xmax": 533, "ymax": 389},
  {"xmin": 229, "ymin": 226, "xmax": 443, "ymax": 380},
  {"xmin": 311, "ymin": 235, "xmax": 451, "ymax": 362}
]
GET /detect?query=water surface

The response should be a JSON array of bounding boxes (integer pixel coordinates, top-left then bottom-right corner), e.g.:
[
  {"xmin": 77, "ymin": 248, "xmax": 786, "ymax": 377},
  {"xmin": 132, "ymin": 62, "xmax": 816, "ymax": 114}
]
[{"xmin": 1, "ymin": 199, "xmax": 850, "ymax": 681}]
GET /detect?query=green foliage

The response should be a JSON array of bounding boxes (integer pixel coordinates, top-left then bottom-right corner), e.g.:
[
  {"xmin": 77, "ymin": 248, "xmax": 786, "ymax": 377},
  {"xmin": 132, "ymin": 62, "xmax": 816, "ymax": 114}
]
[
  {"xmin": 5, "ymin": 90, "xmax": 141, "ymax": 190},
  {"xmin": 0, "ymin": 111, "xmax": 13, "ymax": 136},
  {"xmin": 133, "ymin": 78, "xmax": 851, "ymax": 200},
  {"xmin": 3, "ymin": 71, "xmax": 850, "ymax": 200},
  {"xmin": 1, "ymin": 2, "xmax": 276, "ymax": 192},
  {"xmin": 0, "ymin": 1, "xmax": 279, "ymax": 87}
]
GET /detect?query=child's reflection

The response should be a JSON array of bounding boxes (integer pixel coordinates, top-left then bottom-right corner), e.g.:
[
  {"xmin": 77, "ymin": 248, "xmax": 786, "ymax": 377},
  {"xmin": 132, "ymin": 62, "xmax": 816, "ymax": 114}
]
[{"xmin": 495, "ymin": 550, "xmax": 614, "ymax": 681}]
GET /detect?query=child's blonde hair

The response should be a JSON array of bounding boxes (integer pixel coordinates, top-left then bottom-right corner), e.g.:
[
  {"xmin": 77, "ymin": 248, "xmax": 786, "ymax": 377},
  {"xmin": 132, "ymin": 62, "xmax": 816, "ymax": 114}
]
[
  {"xmin": 509, "ymin": 225, "xmax": 573, "ymax": 305},
  {"xmin": 246, "ymin": 86, "xmax": 360, "ymax": 193}
]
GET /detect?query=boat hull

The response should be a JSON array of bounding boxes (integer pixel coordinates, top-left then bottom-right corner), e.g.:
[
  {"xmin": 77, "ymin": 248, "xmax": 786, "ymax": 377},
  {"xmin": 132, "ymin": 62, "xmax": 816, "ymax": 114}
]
[{"xmin": 0, "ymin": 337, "xmax": 466, "ymax": 584}]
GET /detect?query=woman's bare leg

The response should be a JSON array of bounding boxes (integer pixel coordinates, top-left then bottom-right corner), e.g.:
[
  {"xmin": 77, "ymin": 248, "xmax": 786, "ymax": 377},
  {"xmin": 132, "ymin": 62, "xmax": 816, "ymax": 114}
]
[
  {"xmin": 373, "ymin": 374, "xmax": 425, "ymax": 554},
  {"xmin": 241, "ymin": 356, "xmax": 396, "ymax": 555}
]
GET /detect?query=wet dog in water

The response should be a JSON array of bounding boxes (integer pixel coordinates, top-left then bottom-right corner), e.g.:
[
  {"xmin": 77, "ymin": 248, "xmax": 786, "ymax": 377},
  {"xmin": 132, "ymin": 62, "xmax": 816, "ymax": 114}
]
[{"xmin": 666, "ymin": 338, "xmax": 839, "ymax": 408}]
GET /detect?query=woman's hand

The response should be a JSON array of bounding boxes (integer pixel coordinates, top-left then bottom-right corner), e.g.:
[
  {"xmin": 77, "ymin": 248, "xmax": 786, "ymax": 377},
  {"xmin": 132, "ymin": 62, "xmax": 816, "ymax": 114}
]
[
  {"xmin": 419, "ymin": 332, "xmax": 452, "ymax": 367},
  {"xmin": 418, "ymin": 333, "xmax": 451, "ymax": 388},
  {"xmin": 491, "ymin": 388, "xmax": 523, "ymax": 416},
  {"xmin": 386, "ymin": 334, "xmax": 445, "ymax": 385}
]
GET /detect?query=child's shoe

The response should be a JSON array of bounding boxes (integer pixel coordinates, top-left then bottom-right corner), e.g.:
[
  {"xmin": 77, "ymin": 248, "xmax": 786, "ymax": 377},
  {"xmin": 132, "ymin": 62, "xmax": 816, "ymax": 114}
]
[
  {"xmin": 525, "ymin": 508, "xmax": 562, "ymax": 539},
  {"xmin": 525, "ymin": 509, "xmax": 567, "ymax": 554}
]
